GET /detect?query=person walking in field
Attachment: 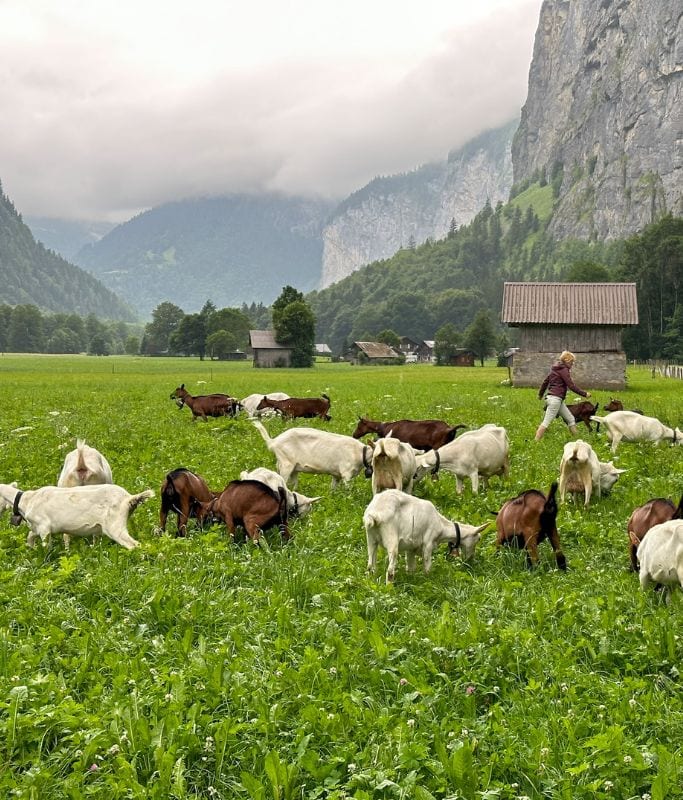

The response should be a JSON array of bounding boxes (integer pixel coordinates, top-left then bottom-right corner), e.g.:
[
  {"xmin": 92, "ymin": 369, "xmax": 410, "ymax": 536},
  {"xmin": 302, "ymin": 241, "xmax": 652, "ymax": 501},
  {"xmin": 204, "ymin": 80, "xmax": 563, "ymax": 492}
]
[{"xmin": 535, "ymin": 350, "xmax": 591, "ymax": 441}]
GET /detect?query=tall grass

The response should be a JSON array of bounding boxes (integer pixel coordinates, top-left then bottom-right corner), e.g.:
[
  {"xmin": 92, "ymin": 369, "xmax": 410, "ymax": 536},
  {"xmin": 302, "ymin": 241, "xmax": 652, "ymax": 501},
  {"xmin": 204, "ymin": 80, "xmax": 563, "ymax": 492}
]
[{"xmin": 0, "ymin": 355, "xmax": 681, "ymax": 799}]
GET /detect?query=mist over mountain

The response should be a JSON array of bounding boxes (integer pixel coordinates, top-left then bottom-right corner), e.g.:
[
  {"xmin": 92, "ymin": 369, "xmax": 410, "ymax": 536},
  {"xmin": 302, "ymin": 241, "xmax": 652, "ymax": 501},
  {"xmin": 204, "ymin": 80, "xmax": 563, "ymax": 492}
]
[
  {"xmin": 25, "ymin": 217, "xmax": 115, "ymax": 262},
  {"xmin": 73, "ymin": 194, "xmax": 334, "ymax": 317}
]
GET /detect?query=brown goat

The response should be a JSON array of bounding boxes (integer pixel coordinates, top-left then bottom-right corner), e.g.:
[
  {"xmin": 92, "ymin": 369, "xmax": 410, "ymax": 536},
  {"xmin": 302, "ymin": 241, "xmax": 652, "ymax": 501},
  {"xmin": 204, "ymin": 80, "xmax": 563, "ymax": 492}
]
[
  {"xmin": 170, "ymin": 384, "xmax": 239, "ymax": 421},
  {"xmin": 627, "ymin": 494, "xmax": 683, "ymax": 571},
  {"xmin": 352, "ymin": 417, "xmax": 465, "ymax": 451},
  {"xmin": 196, "ymin": 480, "xmax": 289, "ymax": 544},
  {"xmin": 604, "ymin": 399, "xmax": 644, "ymax": 414},
  {"xmin": 495, "ymin": 482, "xmax": 566, "ymax": 570},
  {"xmin": 160, "ymin": 468, "xmax": 218, "ymax": 537},
  {"xmin": 566, "ymin": 401, "xmax": 599, "ymax": 431},
  {"xmin": 256, "ymin": 394, "xmax": 331, "ymax": 420}
]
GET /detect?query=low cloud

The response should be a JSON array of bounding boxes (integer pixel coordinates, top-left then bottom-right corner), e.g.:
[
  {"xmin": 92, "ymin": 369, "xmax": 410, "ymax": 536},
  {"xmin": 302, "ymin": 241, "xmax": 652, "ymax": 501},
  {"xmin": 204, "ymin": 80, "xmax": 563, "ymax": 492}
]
[{"xmin": 0, "ymin": 2, "xmax": 539, "ymax": 221}]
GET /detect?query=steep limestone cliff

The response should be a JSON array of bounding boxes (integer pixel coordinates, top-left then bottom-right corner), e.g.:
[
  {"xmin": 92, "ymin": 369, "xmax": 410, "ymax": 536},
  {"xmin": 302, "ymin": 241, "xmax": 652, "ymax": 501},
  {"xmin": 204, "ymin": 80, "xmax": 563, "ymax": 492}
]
[
  {"xmin": 513, "ymin": 0, "xmax": 682, "ymax": 240},
  {"xmin": 319, "ymin": 121, "xmax": 515, "ymax": 289}
]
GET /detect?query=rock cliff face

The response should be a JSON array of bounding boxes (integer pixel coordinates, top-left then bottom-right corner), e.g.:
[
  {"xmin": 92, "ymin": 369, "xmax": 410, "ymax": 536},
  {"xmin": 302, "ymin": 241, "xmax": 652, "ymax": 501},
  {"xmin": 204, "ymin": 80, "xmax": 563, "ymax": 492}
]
[
  {"xmin": 513, "ymin": 0, "xmax": 682, "ymax": 240},
  {"xmin": 319, "ymin": 121, "xmax": 515, "ymax": 289}
]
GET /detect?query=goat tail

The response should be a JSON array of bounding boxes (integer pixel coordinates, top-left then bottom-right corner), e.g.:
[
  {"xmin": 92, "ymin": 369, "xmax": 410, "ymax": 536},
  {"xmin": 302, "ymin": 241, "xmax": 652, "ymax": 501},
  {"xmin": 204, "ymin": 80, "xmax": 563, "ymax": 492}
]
[
  {"xmin": 129, "ymin": 489, "xmax": 155, "ymax": 512},
  {"xmin": 321, "ymin": 393, "xmax": 330, "ymax": 402},
  {"xmin": 277, "ymin": 486, "xmax": 290, "ymax": 539},
  {"xmin": 545, "ymin": 482, "xmax": 559, "ymax": 515},
  {"xmin": 252, "ymin": 420, "xmax": 273, "ymax": 449},
  {"xmin": 674, "ymin": 493, "xmax": 683, "ymax": 519}
]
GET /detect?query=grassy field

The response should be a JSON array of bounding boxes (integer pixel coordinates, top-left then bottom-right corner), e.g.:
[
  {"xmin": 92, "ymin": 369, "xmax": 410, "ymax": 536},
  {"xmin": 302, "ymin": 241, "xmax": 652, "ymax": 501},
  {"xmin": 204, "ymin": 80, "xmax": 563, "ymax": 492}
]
[{"xmin": 0, "ymin": 355, "xmax": 681, "ymax": 799}]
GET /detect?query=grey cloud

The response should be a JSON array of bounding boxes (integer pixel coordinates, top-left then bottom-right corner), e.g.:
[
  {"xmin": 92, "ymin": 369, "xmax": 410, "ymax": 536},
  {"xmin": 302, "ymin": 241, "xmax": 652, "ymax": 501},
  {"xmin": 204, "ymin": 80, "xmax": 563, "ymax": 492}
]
[{"xmin": 0, "ymin": 1, "xmax": 540, "ymax": 221}]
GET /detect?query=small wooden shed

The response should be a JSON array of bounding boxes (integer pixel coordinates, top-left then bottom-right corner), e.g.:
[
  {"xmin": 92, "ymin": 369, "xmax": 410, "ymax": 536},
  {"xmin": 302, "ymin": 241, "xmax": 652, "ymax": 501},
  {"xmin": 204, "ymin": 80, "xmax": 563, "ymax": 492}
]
[
  {"xmin": 249, "ymin": 330, "xmax": 292, "ymax": 368},
  {"xmin": 500, "ymin": 282, "xmax": 638, "ymax": 389},
  {"xmin": 346, "ymin": 341, "xmax": 403, "ymax": 365}
]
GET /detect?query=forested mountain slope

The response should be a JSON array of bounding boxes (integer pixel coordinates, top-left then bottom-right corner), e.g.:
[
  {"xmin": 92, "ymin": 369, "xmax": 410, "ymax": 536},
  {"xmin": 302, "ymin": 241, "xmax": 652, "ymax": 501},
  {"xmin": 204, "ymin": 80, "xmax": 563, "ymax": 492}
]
[
  {"xmin": 0, "ymin": 183, "xmax": 136, "ymax": 321},
  {"xmin": 74, "ymin": 194, "xmax": 334, "ymax": 316},
  {"xmin": 320, "ymin": 120, "xmax": 516, "ymax": 287},
  {"xmin": 311, "ymin": 186, "xmax": 682, "ymax": 357}
]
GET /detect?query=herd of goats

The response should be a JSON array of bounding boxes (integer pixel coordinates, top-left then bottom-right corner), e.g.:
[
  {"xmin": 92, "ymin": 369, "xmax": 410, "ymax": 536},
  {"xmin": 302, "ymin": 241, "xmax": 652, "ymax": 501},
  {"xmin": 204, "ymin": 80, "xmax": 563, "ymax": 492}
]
[{"xmin": 0, "ymin": 384, "xmax": 681, "ymax": 592}]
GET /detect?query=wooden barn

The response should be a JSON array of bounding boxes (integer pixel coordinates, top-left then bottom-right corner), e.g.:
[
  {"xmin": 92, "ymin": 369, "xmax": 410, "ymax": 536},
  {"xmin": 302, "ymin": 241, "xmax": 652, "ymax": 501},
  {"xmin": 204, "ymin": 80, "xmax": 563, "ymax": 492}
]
[
  {"xmin": 346, "ymin": 341, "xmax": 403, "ymax": 365},
  {"xmin": 500, "ymin": 282, "xmax": 638, "ymax": 390},
  {"xmin": 249, "ymin": 330, "xmax": 292, "ymax": 368}
]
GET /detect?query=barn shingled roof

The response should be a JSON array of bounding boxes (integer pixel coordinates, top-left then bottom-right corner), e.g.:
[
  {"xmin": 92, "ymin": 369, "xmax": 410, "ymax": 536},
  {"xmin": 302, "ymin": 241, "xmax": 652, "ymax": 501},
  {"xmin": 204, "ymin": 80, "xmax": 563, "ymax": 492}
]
[
  {"xmin": 249, "ymin": 330, "xmax": 290, "ymax": 349},
  {"xmin": 353, "ymin": 341, "xmax": 402, "ymax": 358},
  {"xmin": 501, "ymin": 282, "xmax": 638, "ymax": 325}
]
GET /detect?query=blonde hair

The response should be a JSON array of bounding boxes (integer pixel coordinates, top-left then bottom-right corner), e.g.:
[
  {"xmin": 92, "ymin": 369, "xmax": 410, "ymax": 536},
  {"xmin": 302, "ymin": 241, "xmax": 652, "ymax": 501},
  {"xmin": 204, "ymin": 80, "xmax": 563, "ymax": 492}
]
[{"xmin": 559, "ymin": 350, "xmax": 576, "ymax": 364}]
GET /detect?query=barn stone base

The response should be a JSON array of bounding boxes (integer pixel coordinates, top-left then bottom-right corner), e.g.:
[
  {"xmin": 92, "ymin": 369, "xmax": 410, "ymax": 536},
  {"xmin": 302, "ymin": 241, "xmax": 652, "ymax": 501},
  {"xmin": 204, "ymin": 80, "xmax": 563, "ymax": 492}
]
[{"xmin": 512, "ymin": 351, "xmax": 627, "ymax": 390}]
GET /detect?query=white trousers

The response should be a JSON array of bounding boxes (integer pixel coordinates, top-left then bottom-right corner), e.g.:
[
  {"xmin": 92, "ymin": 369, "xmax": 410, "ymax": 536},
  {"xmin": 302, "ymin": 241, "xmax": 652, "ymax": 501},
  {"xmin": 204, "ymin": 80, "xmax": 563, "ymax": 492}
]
[{"xmin": 541, "ymin": 395, "xmax": 576, "ymax": 428}]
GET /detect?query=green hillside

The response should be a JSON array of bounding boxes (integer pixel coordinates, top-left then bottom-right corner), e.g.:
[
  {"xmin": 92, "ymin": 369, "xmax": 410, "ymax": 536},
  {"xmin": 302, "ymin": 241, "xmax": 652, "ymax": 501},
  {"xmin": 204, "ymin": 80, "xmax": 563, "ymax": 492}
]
[
  {"xmin": 0, "ymin": 183, "xmax": 136, "ymax": 321},
  {"xmin": 310, "ymin": 187, "xmax": 682, "ymax": 359}
]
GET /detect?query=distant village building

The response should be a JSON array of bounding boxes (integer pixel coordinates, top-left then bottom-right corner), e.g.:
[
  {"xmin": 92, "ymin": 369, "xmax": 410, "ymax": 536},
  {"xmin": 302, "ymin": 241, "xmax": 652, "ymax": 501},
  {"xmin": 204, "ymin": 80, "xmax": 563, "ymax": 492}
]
[
  {"xmin": 346, "ymin": 341, "xmax": 404, "ymax": 365},
  {"xmin": 399, "ymin": 337, "xmax": 435, "ymax": 363},
  {"xmin": 249, "ymin": 330, "xmax": 292, "ymax": 368},
  {"xmin": 315, "ymin": 343, "xmax": 333, "ymax": 359},
  {"xmin": 448, "ymin": 348, "xmax": 476, "ymax": 367},
  {"xmin": 500, "ymin": 282, "xmax": 638, "ymax": 389}
]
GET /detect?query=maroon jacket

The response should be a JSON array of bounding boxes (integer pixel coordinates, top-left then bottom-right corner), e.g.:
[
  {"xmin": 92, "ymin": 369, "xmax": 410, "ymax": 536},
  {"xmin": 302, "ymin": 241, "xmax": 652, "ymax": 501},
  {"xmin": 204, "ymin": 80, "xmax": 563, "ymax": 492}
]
[{"xmin": 539, "ymin": 362, "xmax": 587, "ymax": 401}]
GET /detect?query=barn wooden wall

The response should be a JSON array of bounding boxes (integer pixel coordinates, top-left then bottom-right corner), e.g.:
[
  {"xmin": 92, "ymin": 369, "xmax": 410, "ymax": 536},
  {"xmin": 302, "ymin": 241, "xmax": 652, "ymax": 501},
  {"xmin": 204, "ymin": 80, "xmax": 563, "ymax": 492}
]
[
  {"xmin": 518, "ymin": 325, "xmax": 622, "ymax": 352},
  {"xmin": 512, "ymin": 351, "xmax": 627, "ymax": 390}
]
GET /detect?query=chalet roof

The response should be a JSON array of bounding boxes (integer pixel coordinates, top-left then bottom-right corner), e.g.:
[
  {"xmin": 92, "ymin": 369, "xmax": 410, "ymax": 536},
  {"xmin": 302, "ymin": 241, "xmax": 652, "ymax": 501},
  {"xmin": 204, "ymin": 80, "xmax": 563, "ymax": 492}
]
[
  {"xmin": 315, "ymin": 343, "xmax": 332, "ymax": 355},
  {"xmin": 353, "ymin": 341, "xmax": 402, "ymax": 358},
  {"xmin": 501, "ymin": 282, "xmax": 638, "ymax": 325},
  {"xmin": 249, "ymin": 330, "xmax": 290, "ymax": 349}
]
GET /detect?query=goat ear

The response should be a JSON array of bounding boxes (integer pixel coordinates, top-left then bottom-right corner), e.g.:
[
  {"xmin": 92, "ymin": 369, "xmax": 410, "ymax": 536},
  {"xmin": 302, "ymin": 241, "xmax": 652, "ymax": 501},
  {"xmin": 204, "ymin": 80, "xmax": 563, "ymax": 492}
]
[
  {"xmin": 180, "ymin": 383, "xmax": 185, "ymax": 390},
  {"xmin": 308, "ymin": 496, "xmax": 322, "ymax": 504},
  {"xmin": 614, "ymin": 468, "xmax": 628, "ymax": 474},
  {"xmin": 628, "ymin": 530, "xmax": 640, "ymax": 547},
  {"xmin": 474, "ymin": 522, "xmax": 491, "ymax": 535}
]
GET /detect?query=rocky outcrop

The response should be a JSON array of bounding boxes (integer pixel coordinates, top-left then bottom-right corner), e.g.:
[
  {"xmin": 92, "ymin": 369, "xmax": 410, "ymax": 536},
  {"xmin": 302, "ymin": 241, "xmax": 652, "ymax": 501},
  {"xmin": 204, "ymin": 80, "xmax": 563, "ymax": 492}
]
[
  {"xmin": 513, "ymin": 0, "xmax": 682, "ymax": 240},
  {"xmin": 319, "ymin": 121, "xmax": 515, "ymax": 288}
]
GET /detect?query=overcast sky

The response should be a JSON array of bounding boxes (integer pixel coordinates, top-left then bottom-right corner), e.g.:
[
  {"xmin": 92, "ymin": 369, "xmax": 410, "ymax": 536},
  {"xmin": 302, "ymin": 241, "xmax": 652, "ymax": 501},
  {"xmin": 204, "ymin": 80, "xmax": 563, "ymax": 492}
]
[{"xmin": 0, "ymin": 0, "xmax": 541, "ymax": 222}]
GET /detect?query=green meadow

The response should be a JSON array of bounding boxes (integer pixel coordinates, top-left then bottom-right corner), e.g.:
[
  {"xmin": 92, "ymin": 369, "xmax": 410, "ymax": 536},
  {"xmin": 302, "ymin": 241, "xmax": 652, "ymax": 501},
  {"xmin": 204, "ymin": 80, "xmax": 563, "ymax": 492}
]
[{"xmin": 0, "ymin": 355, "xmax": 681, "ymax": 799}]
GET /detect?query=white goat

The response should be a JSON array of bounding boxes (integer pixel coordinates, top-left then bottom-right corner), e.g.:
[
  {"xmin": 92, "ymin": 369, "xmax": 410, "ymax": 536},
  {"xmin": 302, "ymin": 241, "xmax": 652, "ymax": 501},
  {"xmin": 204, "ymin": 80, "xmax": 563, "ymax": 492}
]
[
  {"xmin": 414, "ymin": 423, "xmax": 509, "ymax": 494},
  {"xmin": 371, "ymin": 435, "xmax": 416, "ymax": 495},
  {"xmin": 238, "ymin": 467, "xmax": 321, "ymax": 516},
  {"xmin": 0, "ymin": 483, "xmax": 153, "ymax": 550},
  {"xmin": 558, "ymin": 439, "xmax": 601, "ymax": 506},
  {"xmin": 631, "ymin": 519, "xmax": 683, "ymax": 599},
  {"xmin": 240, "ymin": 393, "xmax": 289, "ymax": 418},
  {"xmin": 590, "ymin": 410, "xmax": 683, "ymax": 454},
  {"xmin": 363, "ymin": 489, "xmax": 488, "ymax": 583},
  {"xmin": 252, "ymin": 421, "xmax": 373, "ymax": 489},
  {"xmin": 57, "ymin": 439, "xmax": 113, "ymax": 487}
]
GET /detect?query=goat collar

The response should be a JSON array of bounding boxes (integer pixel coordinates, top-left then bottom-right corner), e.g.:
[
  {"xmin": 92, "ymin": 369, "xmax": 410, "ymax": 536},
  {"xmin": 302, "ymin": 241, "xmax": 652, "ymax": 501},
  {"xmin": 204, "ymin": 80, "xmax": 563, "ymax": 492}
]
[
  {"xmin": 362, "ymin": 446, "xmax": 373, "ymax": 477},
  {"xmin": 431, "ymin": 450, "xmax": 441, "ymax": 475},
  {"xmin": 11, "ymin": 490, "xmax": 25, "ymax": 525},
  {"xmin": 292, "ymin": 492, "xmax": 299, "ymax": 516},
  {"xmin": 447, "ymin": 522, "xmax": 461, "ymax": 557}
]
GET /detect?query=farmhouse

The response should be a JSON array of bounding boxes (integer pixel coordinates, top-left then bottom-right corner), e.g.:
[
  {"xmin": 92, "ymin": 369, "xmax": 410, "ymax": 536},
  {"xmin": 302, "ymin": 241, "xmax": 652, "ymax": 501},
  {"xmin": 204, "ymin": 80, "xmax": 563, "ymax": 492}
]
[
  {"xmin": 346, "ymin": 341, "xmax": 403, "ymax": 365},
  {"xmin": 399, "ymin": 337, "xmax": 435, "ymax": 363},
  {"xmin": 249, "ymin": 330, "xmax": 292, "ymax": 368},
  {"xmin": 500, "ymin": 282, "xmax": 638, "ymax": 390},
  {"xmin": 315, "ymin": 343, "xmax": 333, "ymax": 360}
]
